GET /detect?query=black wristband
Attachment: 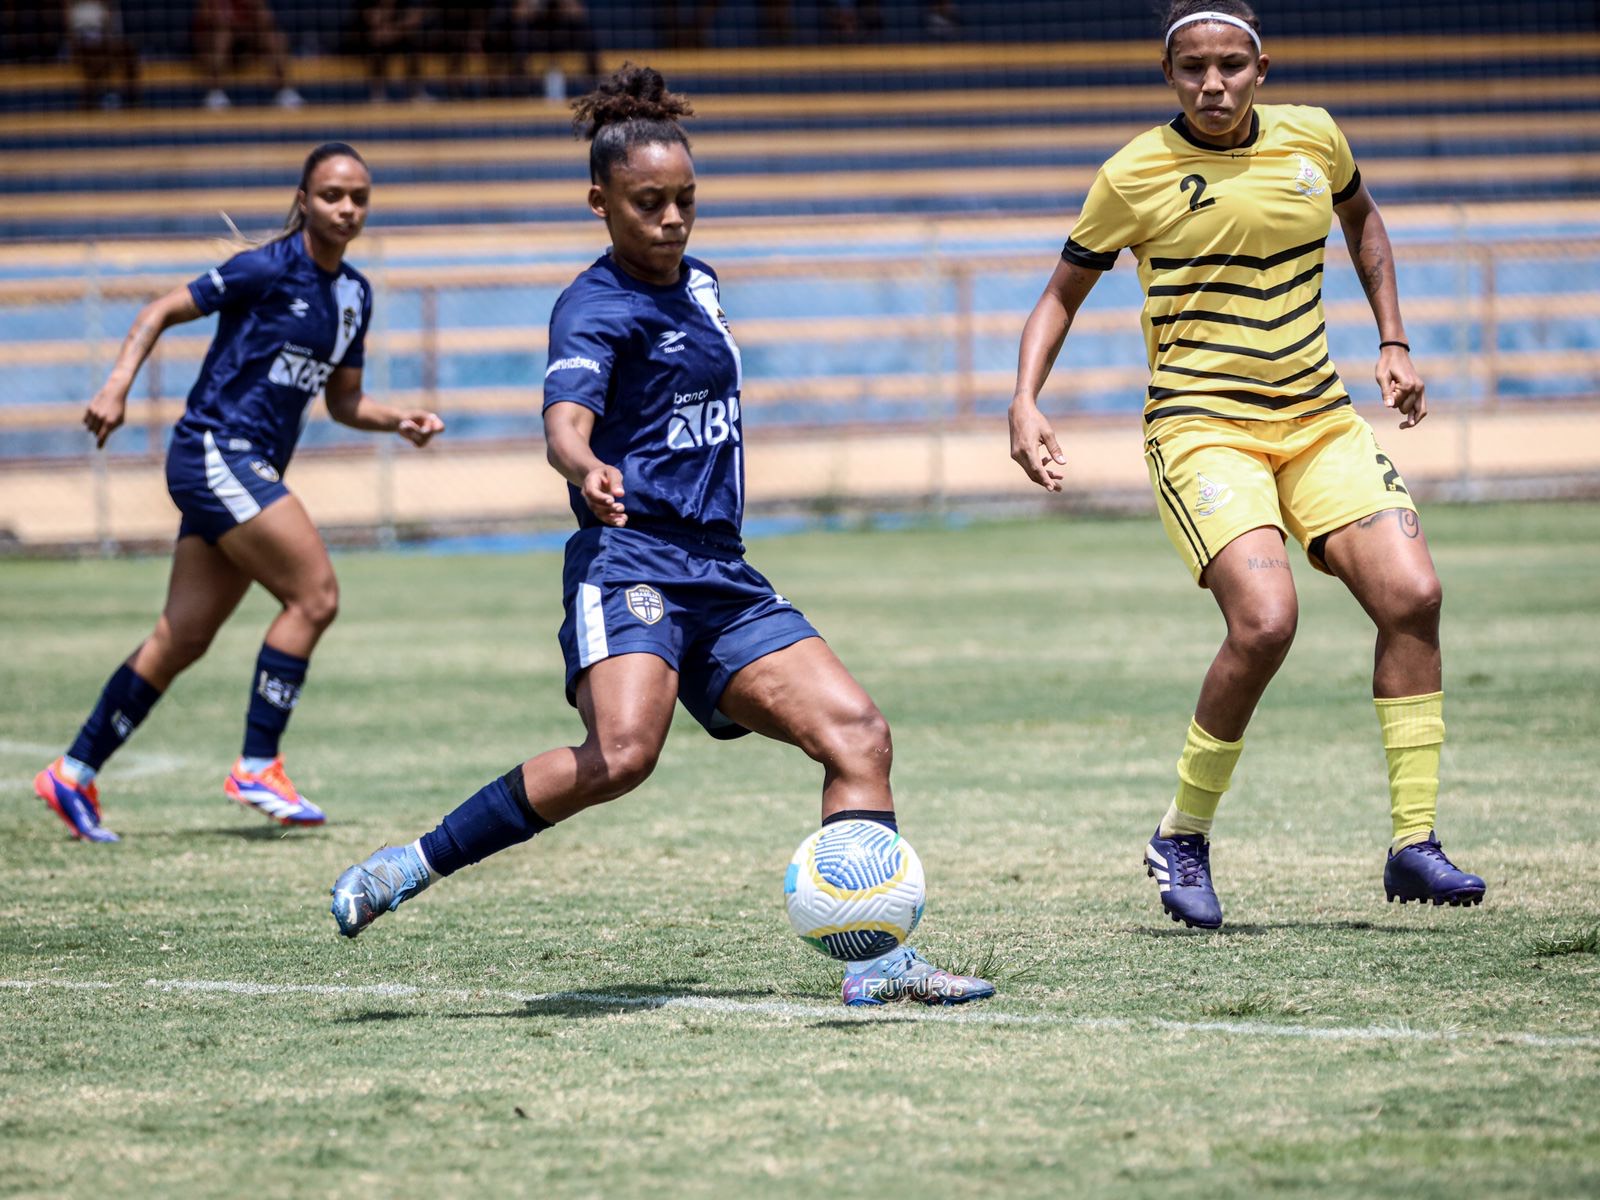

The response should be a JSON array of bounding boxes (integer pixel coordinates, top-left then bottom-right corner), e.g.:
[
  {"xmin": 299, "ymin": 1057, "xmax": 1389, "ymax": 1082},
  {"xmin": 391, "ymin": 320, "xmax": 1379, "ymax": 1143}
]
[{"xmin": 1379, "ymin": 340, "xmax": 1410, "ymax": 351}]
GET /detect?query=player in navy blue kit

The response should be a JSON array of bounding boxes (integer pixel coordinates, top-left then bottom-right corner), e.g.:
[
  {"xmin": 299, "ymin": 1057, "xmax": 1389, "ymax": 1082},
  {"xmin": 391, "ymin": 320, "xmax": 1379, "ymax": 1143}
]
[
  {"xmin": 33, "ymin": 142, "xmax": 444, "ymax": 842},
  {"xmin": 330, "ymin": 67, "xmax": 994, "ymax": 1007}
]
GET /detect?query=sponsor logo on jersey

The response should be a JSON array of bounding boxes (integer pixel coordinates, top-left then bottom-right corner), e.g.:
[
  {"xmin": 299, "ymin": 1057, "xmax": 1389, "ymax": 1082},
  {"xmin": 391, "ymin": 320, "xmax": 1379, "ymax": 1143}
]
[
  {"xmin": 625, "ymin": 584, "xmax": 665, "ymax": 625},
  {"xmin": 1194, "ymin": 473, "xmax": 1234, "ymax": 517},
  {"xmin": 545, "ymin": 356, "xmax": 602, "ymax": 377},
  {"xmin": 209, "ymin": 268, "xmax": 226, "ymax": 294},
  {"xmin": 1293, "ymin": 155, "xmax": 1327, "ymax": 198},
  {"xmin": 666, "ymin": 397, "xmax": 740, "ymax": 450},
  {"xmin": 250, "ymin": 460, "xmax": 281, "ymax": 483},
  {"xmin": 658, "ymin": 330, "xmax": 688, "ymax": 354},
  {"xmin": 227, "ymin": 437, "xmax": 253, "ymax": 452},
  {"xmin": 289, "ymin": 298, "xmax": 309, "ymax": 318},
  {"xmin": 267, "ymin": 342, "xmax": 335, "ymax": 394}
]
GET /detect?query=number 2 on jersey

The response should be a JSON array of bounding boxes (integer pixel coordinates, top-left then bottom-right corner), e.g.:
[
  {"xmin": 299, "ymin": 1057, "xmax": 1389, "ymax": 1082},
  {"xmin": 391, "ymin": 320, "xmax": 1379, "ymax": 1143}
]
[{"xmin": 1179, "ymin": 174, "xmax": 1216, "ymax": 213}]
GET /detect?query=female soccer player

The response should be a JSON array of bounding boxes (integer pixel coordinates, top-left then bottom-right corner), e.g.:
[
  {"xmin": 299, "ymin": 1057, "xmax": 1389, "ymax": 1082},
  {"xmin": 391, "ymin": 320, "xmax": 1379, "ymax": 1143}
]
[
  {"xmin": 330, "ymin": 65, "xmax": 993, "ymax": 1008},
  {"xmin": 1009, "ymin": 2, "xmax": 1484, "ymax": 928},
  {"xmin": 34, "ymin": 142, "xmax": 444, "ymax": 842}
]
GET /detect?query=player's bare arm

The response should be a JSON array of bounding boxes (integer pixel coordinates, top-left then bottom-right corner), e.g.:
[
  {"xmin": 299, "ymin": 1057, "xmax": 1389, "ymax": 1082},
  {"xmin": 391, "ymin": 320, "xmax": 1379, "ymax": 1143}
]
[
  {"xmin": 1337, "ymin": 183, "xmax": 1426, "ymax": 428},
  {"xmin": 544, "ymin": 399, "xmax": 626, "ymax": 526},
  {"xmin": 86, "ymin": 283, "xmax": 202, "ymax": 447},
  {"xmin": 323, "ymin": 365, "xmax": 444, "ymax": 445},
  {"xmin": 1010, "ymin": 258, "xmax": 1101, "ymax": 491}
]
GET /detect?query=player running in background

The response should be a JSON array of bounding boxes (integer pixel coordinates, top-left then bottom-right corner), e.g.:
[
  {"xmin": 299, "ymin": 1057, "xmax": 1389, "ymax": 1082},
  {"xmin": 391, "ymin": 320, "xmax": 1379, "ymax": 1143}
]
[
  {"xmin": 329, "ymin": 65, "xmax": 993, "ymax": 1008},
  {"xmin": 1009, "ymin": 2, "xmax": 1485, "ymax": 928},
  {"xmin": 34, "ymin": 142, "xmax": 444, "ymax": 842}
]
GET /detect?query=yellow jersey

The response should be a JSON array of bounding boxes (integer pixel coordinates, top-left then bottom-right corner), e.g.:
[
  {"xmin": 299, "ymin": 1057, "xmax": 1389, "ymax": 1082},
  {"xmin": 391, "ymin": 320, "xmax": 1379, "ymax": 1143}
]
[{"xmin": 1063, "ymin": 104, "xmax": 1362, "ymax": 424}]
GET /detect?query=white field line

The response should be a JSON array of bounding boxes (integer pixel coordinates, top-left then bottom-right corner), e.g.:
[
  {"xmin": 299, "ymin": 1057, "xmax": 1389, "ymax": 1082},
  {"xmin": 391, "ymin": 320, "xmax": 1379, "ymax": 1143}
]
[
  {"xmin": 0, "ymin": 739, "xmax": 205, "ymax": 790},
  {"xmin": 4, "ymin": 977, "xmax": 1598, "ymax": 1050}
]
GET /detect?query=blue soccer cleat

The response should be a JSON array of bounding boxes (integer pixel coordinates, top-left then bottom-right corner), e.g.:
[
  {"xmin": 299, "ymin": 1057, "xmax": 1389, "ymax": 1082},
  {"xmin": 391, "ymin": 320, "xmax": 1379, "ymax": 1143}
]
[
  {"xmin": 841, "ymin": 946, "xmax": 996, "ymax": 1007},
  {"xmin": 1145, "ymin": 828, "xmax": 1222, "ymax": 929},
  {"xmin": 330, "ymin": 845, "xmax": 432, "ymax": 938},
  {"xmin": 1384, "ymin": 833, "xmax": 1486, "ymax": 907},
  {"xmin": 34, "ymin": 758, "xmax": 119, "ymax": 843}
]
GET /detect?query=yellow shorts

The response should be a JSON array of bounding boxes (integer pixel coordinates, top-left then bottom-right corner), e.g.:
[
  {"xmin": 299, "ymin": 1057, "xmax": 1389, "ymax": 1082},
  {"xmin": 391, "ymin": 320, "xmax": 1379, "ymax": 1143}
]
[{"xmin": 1143, "ymin": 406, "xmax": 1417, "ymax": 584}]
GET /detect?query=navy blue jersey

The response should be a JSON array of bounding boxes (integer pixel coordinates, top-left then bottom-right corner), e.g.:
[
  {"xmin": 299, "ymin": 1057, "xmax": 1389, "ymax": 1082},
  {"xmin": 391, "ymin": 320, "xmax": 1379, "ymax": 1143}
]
[
  {"xmin": 180, "ymin": 234, "xmax": 372, "ymax": 472},
  {"xmin": 542, "ymin": 253, "xmax": 744, "ymax": 545}
]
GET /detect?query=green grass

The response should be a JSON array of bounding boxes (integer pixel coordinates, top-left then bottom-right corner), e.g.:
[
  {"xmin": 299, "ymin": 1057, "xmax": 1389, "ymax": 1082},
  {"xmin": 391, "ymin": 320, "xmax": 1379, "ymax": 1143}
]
[{"xmin": 2, "ymin": 502, "xmax": 1598, "ymax": 1199}]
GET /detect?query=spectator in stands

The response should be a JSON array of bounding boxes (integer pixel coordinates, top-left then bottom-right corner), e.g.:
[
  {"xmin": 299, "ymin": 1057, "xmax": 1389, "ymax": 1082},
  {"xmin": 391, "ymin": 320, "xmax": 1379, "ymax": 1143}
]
[
  {"xmin": 500, "ymin": 0, "xmax": 601, "ymax": 99},
  {"xmin": 194, "ymin": 0, "xmax": 304, "ymax": 110},
  {"xmin": 823, "ymin": 0, "xmax": 884, "ymax": 42},
  {"xmin": 655, "ymin": 1, "xmax": 718, "ymax": 50},
  {"xmin": 439, "ymin": 0, "xmax": 494, "ymax": 97},
  {"xmin": 350, "ymin": 0, "xmax": 433, "ymax": 103},
  {"xmin": 66, "ymin": 1, "xmax": 140, "ymax": 110}
]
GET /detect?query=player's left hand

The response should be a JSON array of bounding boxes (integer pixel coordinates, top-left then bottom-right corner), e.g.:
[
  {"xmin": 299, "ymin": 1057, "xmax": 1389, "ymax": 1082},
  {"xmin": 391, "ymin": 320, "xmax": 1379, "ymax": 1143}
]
[
  {"xmin": 398, "ymin": 411, "xmax": 445, "ymax": 447},
  {"xmin": 1378, "ymin": 347, "xmax": 1426, "ymax": 429}
]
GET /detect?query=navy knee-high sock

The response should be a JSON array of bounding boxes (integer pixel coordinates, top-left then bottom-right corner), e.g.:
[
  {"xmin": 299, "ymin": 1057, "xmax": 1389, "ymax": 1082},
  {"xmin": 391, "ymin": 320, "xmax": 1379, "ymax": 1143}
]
[
  {"xmin": 243, "ymin": 644, "xmax": 309, "ymax": 759},
  {"xmin": 419, "ymin": 766, "xmax": 552, "ymax": 878},
  {"xmin": 823, "ymin": 808, "xmax": 898, "ymax": 832},
  {"xmin": 67, "ymin": 663, "xmax": 163, "ymax": 772}
]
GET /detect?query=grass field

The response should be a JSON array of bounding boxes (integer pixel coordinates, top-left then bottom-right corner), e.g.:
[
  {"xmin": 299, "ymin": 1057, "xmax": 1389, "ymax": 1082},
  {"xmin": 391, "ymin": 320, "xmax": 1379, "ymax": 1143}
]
[{"xmin": 3, "ymin": 502, "xmax": 1598, "ymax": 1199}]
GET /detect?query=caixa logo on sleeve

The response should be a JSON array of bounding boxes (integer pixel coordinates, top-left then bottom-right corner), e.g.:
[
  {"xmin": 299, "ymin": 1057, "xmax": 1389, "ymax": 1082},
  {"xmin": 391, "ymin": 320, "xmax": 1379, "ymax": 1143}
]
[{"xmin": 268, "ymin": 342, "xmax": 336, "ymax": 393}]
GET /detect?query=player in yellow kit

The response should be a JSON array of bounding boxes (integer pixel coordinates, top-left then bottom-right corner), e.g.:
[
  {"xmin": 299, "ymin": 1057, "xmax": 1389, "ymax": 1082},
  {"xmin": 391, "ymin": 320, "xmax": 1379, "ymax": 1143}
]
[{"xmin": 1009, "ymin": 1, "xmax": 1485, "ymax": 927}]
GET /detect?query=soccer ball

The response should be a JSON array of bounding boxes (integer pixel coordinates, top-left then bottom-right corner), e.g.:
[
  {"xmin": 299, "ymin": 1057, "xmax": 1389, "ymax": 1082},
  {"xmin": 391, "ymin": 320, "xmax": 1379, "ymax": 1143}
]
[{"xmin": 784, "ymin": 820, "xmax": 925, "ymax": 961}]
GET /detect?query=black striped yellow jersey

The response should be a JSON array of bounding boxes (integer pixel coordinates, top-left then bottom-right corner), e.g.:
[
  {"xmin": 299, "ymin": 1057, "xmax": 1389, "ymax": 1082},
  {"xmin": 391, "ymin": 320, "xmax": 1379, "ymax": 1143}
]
[{"xmin": 1063, "ymin": 104, "xmax": 1362, "ymax": 424}]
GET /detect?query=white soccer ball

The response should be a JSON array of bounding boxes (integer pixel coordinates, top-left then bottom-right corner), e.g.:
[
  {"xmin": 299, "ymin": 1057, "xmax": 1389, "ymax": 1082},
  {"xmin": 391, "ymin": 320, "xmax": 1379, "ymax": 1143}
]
[{"xmin": 784, "ymin": 819, "xmax": 925, "ymax": 961}]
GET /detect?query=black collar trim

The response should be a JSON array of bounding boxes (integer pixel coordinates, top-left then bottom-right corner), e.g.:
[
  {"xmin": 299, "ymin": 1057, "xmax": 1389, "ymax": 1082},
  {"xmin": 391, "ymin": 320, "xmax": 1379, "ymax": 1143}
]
[{"xmin": 1169, "ymin": 110, "xmax": 1260, "ymax": 153}]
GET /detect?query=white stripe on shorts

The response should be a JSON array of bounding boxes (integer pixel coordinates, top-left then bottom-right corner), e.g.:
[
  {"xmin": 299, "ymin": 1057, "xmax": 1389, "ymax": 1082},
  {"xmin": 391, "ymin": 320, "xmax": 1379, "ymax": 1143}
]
[
  {"xmin": 576, "ymin": 582, "xmax": 609, "ymax": 667},
  {"xmin": 202, "ymin": 430, "xmax": 262, "ymax": 523}
]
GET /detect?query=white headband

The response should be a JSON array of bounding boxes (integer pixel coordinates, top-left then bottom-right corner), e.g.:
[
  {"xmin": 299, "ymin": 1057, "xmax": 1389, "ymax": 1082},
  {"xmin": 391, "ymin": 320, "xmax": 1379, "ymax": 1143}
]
[{"xmin": 1165, "ymin": 11, "xmax": 1262, "ymax": 54}]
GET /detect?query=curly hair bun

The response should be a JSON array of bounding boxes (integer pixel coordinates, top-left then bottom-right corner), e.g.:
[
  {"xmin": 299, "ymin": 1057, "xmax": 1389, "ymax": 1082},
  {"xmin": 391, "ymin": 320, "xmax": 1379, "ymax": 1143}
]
[{"xmin": 572, "ymin": 63, "xmax": 694, "ymax": 141}]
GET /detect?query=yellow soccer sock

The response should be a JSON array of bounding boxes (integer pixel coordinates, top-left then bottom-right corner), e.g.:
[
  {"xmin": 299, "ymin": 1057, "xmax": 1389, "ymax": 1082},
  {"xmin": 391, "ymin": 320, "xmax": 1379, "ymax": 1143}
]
[
  {"xmin": 1374, "ymin": 692, "xmax": 1445, "ymax": 851},
  {"xmin": 1158, "ymin": 718, "xmax": 1244, "ymax": 839}
]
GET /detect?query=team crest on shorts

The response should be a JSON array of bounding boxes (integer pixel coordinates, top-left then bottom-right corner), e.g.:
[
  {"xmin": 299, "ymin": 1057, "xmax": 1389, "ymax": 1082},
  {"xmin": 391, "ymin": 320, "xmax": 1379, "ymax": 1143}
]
[
  {"xmin": 625, "ymin": 584, "xmax": 665, "ymax": 625},
  {"xmin": 1293, "ymin": 155, "xmax": 1327, "ymax": 198},
  {"xmin": 250, "ymin": 460, "xmax": 281, "ymax": 483},
  {"xmin": 1194, "ymin": 473, "xmax": 1233, "ymax": 518}
]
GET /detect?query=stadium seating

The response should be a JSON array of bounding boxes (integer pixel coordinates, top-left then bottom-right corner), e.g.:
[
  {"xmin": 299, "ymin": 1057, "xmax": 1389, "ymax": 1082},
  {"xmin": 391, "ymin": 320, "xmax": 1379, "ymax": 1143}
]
[{"xmin": 1, "ymin": 33, "xmax": 1597, "ymax": 547}]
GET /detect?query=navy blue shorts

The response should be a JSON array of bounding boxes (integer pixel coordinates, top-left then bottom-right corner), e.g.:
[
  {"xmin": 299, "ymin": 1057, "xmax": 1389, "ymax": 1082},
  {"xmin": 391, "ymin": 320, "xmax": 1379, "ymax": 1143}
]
[
  {"xmin": 557, "ymin": 525, "xmax": 820, "ymax": 739},
  {"xmin": 166, "ymin": 427, "xmax": 290, "ymax": 544}
]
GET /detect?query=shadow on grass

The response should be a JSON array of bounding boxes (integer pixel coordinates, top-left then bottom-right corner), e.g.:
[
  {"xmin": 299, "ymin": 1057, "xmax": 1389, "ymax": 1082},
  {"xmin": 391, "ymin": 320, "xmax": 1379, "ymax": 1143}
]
[{"xmin": 330, "ymin": 981, "xmax": 805, "ymax": 1024}]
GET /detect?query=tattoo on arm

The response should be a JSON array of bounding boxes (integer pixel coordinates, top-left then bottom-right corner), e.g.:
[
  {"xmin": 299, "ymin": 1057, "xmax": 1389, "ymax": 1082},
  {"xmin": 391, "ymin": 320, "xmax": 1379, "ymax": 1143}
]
[{"xmin": 1355, "ymin": 240, "xmax": 1388, "ymax": 302}]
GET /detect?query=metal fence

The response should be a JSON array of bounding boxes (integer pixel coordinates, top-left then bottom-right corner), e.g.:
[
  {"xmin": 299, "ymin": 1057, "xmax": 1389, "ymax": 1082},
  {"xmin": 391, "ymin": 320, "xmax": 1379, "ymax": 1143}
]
[{"xmin": 2, "ymin": 210, "xmax": 1598, "ymax": 551}]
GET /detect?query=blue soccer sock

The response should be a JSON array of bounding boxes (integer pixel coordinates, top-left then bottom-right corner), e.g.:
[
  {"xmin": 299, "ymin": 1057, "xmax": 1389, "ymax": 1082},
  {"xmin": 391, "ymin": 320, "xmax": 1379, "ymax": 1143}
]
[
  {"xmin": 243, "ymin": 644, "xmax": 309, "ymax": 760},
  {"xmin": 418, "ymin": 766, "xmax": 553, "ymax": 878},
  {"xmin": 822, "ymin": 808, "xmax": 898, "ymax": 833},
  {"xmin": 67, "ymin": 662, "xmax": 163, "ymax": 772}
]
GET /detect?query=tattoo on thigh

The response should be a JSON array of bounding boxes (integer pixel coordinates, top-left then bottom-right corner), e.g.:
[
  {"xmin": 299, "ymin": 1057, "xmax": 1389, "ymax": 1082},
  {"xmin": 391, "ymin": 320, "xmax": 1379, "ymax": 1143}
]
[
  {"xmin": 1355, "ymin": 509, "xmax": 1420, "ymax": 538},
  {"xmin": 1246, "ymin": 556, "xmax": 1290, "ymax": 570}
]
